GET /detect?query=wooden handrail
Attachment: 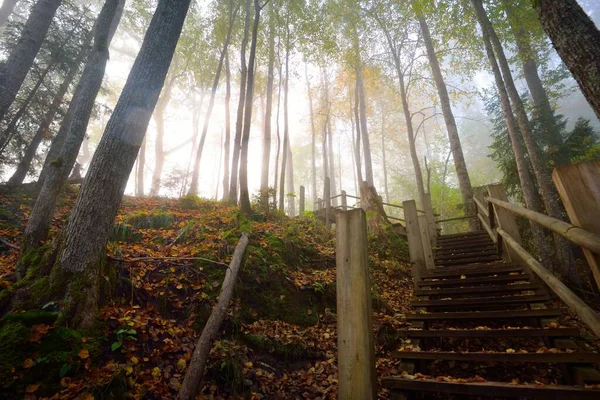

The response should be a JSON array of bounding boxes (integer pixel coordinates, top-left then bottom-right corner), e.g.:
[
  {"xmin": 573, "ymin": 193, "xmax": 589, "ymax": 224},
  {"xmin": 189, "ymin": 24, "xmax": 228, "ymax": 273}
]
[
  {"xmin": 497, "ymin": 228, "xmax": 600, "ymax": 337},
  {"xmin": 473, "ymin": 196, "xmax": 489, "ymax": 218},
  {"xmin": 486, "ymin": 196, "xmax": 600, "ymax": 255}
]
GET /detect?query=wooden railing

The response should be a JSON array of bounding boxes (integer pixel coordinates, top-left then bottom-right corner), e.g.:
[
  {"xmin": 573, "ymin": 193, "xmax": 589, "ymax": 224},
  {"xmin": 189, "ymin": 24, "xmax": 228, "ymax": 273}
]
[{"xmin": 473, "ymin": 161, "xmax": 600, "ymax": 337}]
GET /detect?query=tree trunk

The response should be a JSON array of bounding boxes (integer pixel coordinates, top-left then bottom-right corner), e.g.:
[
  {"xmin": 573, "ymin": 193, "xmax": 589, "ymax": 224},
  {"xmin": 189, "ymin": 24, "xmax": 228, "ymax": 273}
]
[
  {"xmin": 222, "ymin": 52, "xmax": 231, "ymax": 200},
  {"xmin": 353, "ymin": 78, "xmax": 363, "ymax": 187},
  {"xmin": 177, "ymin": 233, "xmax": 249, "ymax": 400},
  {"xmin": 273, "ymin": 62, "xmax": 282, "ymax": 209},
  {"xmin": 239, "ymin": 0, "xmax": 264, "ymax": 214},
  {"xmin": 323, "ymin": 67, "xmax": 337, "ymax": 206},
  {"xmin": 355, "ymin": 53, "xmax": 374, "ymax": 187},
  {"xmin": 285, "ymin": 140, "xmax": 295, "ymax": 216},
  {"xmin": 533, "ymin": 0, "xmax": 600, "ymax": 120},
  {"xmin": 278, "ymin": 19, "xmax": 290, "ymax": 213},
  {"xmin": 260, "ymin": 4, "xmax": 275, "ymax": 208},
  {"xmin": 380, "ymin": 104, "xmax": 389, "ymax": 203},
  {"xmin": 0, "ymin": 0, "xmax": 19, "ymax": 27},
  {"xmin": 471, "ymin": 0, "xmax": 553, "ymax": 271},
  {"xmin": 349, "ymin": 103, "xmax": 359, "ymax": 195},
  {"xmin": 306, "ymin": 64, "xmax": 317, "ymax": 207},
  {"xmin": 416, "ymin": 12, "xmax": 477, "ymax": 230},
  {"xmin": 22, "ymin": 0, "xmax": 124, "ymax": 254},
  {"xmin": 504, "ymin": 0, "xmax": 567, "ymax": 166},
  {"xmin": 189, "ymin": 1, "xmax": 237, "ymax": 196},
  {"xmin": 7, "ymin": 29, "xmax": 93, "ymax": 185},
  {"xmin": 149, "ymin": 109, "xmax": 165, "ymax": 196},
  {"xmin": 0, "ymin": 0, "xmax": 61, "ymax": 123},
  {"xmin": 228, "ymin": 0, "xmax": 250, "ymax": 204},
  {"xmin": 473, "ymin": 0, "xmax": 577, "ymax": 282},
  {"xmin": 136, "ymin": 136, "xmax": 146, "ymax": 196},
  {"xmin": 44, "ymin": 0, "xmax": 191, "ymax": 329}
]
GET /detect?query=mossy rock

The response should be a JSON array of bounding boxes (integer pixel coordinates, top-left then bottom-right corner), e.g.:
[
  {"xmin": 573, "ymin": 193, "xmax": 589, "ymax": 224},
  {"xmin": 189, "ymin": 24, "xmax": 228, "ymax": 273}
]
[{"xmin": 1, "ymin": 311, "xmax": 58, "ymax": 326}]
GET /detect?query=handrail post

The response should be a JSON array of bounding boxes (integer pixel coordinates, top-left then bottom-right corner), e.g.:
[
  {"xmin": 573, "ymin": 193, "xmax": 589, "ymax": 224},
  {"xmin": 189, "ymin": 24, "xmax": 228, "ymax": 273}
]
[
  {"xmin": 553, "ymin": 161, "xmax": 600, "ymax": 289},
  {"xmin": 299, "ymin": 185, "xmax": 305, "ymax": 215},
  {"xmin": 423, "ymin": 193, "xmax": 437, "ymax": 247},
  {"xmin": 336, "ymin": 209, "xmax": 376, "ymax": 399},
  {"xmin": 404, "ymin": 200, "xmax": 426, "ymax": 281},
  {"xmin": 487, "ymin": 183, "xmax": 522, "ymax": 262},
  {"xmin": 418, "ymin": 214, "xmax": 435, "ymax": 269},
  {"xmin": 324, "ymin": 177, "xmax": 331, "ymax": 228},
  {"xmin": 341, "ymin": 190, "xmax": 347, "ymax": 211}
]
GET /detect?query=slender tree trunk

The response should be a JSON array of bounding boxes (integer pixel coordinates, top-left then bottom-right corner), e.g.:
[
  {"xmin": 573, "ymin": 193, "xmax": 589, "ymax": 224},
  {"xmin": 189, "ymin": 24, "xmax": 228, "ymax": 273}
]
[
  {"xmin": 473, "ymin": 0, "xmax": 576, "ymax": 282},
  {"xmin": 353, "ymin": 79, "xmax": 363, "ymax": 186},
  {"xmin": 0, "ymin": 0, "xmax": 61, "ymax": 123},
  {"xmin": 149, "ymin": 110, "xmax": 165, "ymax": 196},
  {"xmin": 349, "ymin": 104, "xmax": 359, "ymax": 195},
  {"xmin": 285, "ymin": 139, "xmax": 295, "ymax": 216},
  {"xmin": 305, "ymin": 64, "xmax": 317, "ymax": 206},
  {"xmin": 228, "ymin": 0, "xmax": 250, "ymax": 204},
  {"xmin": 43, "ymin": 0, "xmax": 191, "ymax": 329},
  {"xmin": 533, "ymin": 0, "xmax": 600, "ymax": 120},
  {"xmin": 239, "ymin": 0, "xmax": 264, "ymax": 214},
  {"xmin": 22, "ymin": 0, "xmax": 124, "ymax": 254},
  {"xmin": 189, "ymin": 1, "xmax": 237, "ymax": 195},
  {"xmin": 355, "ymin": 52, "xmax": 374, "ymax": 187},
  {"xmin": 222, "ymin": 53, "xmax": 231, "ymax": 201},
  {"xmin": 380, "ymin": 104, "xmax": 389, "ymax": 203},
  {"xmin": 472, "ymin": 0, "xmax": 553, "ymax": 271},
  {"xmin": 273, "ymin": 63, "xmax": 282, "ymax": 209},
  {"xmin": 416, "ymin": 12, "xmax": 477, "ymax": 230},
  {"xmin": 278, "ymin": 19, "xmax": 290, "ymax": 212},
  {"xmin": 136, "ymin": 136, "xmax": 146, "ymax": 196},
  {"xmin": 0, "ymin": 0, "xmax": 19, "ymax": 27},
  {"xmin": 7, "ymin": 29, "xmax": 94, "ymax": 185},
  {"xmin": 260, "ymin": 4, "xmax": 275, "ymax": 208},
  {"xmin": 323, "ymin": 67, "xmax": 337, "ymax": 206}
]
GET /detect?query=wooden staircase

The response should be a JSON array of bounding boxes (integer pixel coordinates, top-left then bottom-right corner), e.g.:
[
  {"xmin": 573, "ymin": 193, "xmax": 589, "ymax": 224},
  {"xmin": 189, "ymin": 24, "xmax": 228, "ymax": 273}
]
[{"xmin": 382, "ymin": 231, "xmax": 600, "ymax": 399}]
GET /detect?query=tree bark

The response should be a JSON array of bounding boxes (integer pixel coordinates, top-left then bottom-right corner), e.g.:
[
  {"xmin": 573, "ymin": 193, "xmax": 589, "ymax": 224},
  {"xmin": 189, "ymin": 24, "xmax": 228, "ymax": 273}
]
[
  {"xmin": 22, "ymin": 0, "xmax": 124, "ymax": 254},
  {"xmin": 228, "ymin": 0, "xmax": 250, "ymax": 204},
  {"xmin": 7, "ymin": 29, "xmax": 93, "ymax": 185},
  {"xmin": 323, "ymin": 67, "xmax": 337, "ymax": 206},
  {"xmin": 273, "ymin": 61, "xmax": 282, "ymax": 208},
  {"xmin": 416, "ymin": 12, "xmax": 477, "ymax": 230},
  {"xmin": 473, "ymin": 0, "xmax": 577, "ymax": 282},
  {"xmin": 239, "ymin": 0, "xmax": 265, "ymax": 214},
  {"xmin": 177, "ymin": 233, "xmax": 249, "ymax": 400},
  {"xmin": 353, "ymin": 78, "xmax": 363, "ymax": 187},
  {"xmin": 471, "ymin": 0, "xmax": 553, "ymax": 271},
  {"xmin": 135, "ymin": 136, "xmax": 146, "ymax": 196},
  {"xmin": 533, "ymin": 0, "xmax": 600, "ymax": 120},
  {"xmin": 285, "ymin": 140, "xmax": 295, "ymax": 216},
  {"xmin": 306, "ymin": 64, "xmax": 317, "ymax": 206},
  {"xmin": 189, "ymin": 1, "xmax": 237, "ymax": 195},
  {"xmin": 48, "ymin": 0, "xmax": 191, "ymax": 328},
  {"xmin": 354, "ymin": 46, "xmax": 374, "ymax": 187},
  {"xmin": 0, "ymin": 0, "xmax": 61, "ymax": 123},
  {"xmin": 0, "ymin": 0, "xmax": 19, "ymax": 27},
  {"xmin": 260, "ymin": 3, "xmax": 275, "ymax": 208},
  {"xmin": 380, "ymin": 103, "xmax": 389, "ymax": 203},
  {"xmin": 278, "ymin": 18, "xmax": 290, "ymax": 213},
  {"xmin": 222, "ymin": 52, "xmax": 231, "ymax": 200}
]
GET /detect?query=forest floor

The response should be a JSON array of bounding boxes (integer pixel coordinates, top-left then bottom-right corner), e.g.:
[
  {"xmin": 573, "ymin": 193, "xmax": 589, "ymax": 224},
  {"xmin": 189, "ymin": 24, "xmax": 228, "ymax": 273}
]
[{"xmin": 0, "ymin": 187, "xmax": 413, "ymax": 399}]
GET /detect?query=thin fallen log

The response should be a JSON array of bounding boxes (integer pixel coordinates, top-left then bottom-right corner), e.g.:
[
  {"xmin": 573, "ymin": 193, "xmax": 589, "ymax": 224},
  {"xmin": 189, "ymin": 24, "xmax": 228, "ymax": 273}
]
[
  {"xmin": 0, "ymin": 237, "xmax": 19, "ymax": 250},
  {"xmin": 177, "ymin": 233, "xmax": 249, "ymax": 400},
  {"xmin": 108, "ymin": 255, "xmax": 230, "ymax": 268}
]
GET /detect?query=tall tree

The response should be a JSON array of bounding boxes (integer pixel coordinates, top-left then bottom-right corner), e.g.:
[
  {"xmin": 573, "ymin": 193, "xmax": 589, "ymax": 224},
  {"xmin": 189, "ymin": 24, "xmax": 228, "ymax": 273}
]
[
  {"xmin": 228, "ymin": 0, "xmax": 251, "ymax": 204},
  {"xmin": 22, "ymin": 0, "xmax": 124, "ymax": 253},
  {"xmin": 414, "ymin": 6, "xmax": 477, "ymax": 230},
  {"xmin": 0, "ymin": 0, "xmax": 62, "ymax": 123},
  {"xmin": 0, "ymin": 0, "xmax": 19, "ymax": 27},
  {"xmin": 533, "ymin": 0, "xmax": 600, "ymax": 120},
  {"xmin": 188, "ymin": 0, "xmax": 238, "ymax": 195},
  {"xmin": 353, "ymin": 33, "xmax": 374, "ymax": 187},
  {"xmin": 136, "ymin": 136, "xmax": 146, "ymax": 196},
  {"xmin": 23, "ymin": 0, "xmax": 192, "ymax": 328},
  {"xmin": 222, "ymin": 52, "xmax": 232, "ymax": 200},
  {"xmin": 305, "ymin": 64, "xmax": 318, "ymax": 206},
  {"xmin": 278, "ymin": 10, "xmax": 290, "ymax": 212},
  {"xmin": 260, "ymin": 3, "xmax": 275, "ymax": 208}
]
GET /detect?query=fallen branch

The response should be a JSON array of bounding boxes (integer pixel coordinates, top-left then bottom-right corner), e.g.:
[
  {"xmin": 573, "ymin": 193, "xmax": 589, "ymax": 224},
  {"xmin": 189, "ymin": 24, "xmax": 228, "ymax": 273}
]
[
  {"xmin": 0, "ymin": 237, "xmax": 19, "ymax": 250},
  {"xmin": 177, "ymin": 233, "xmax": 249, "ymax": 400},
  {"xmin": 108, "ymin": 255, "xmax": 230, "ymax": 268}
]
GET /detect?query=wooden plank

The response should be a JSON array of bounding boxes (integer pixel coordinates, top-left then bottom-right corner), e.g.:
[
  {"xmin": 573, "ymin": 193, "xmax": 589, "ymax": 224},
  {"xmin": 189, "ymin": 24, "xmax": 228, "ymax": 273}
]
[
  {"xmin": 437, "ymin": 236, "xmax": 493, "ymax": 245},
  {"xmin": 438, "ymin": 231, "xmax": 487, "ymax": 239},
  {"xmin": 382, "ymin": 377, "xmax": 600, "ymax": 399},
  {"xmin": 435, "ymin": 255, "xmax": 502, "ymax": 266},
  {"xmin": 404, "ymin": 200, "xmax": 425, "ymax": 282},
  {"xmin": 418, "ymin": 214, "xmax": 435, "ymax": 270},
  {"xmin": 396, "ymin": 327, "xmax": 579, "ymax": 338},
  {"xmin": 498, "ymin": 228, "xmax": 600, "ymax": 338},
  {"xmin": 410, "ymin": 294, "xmax": 549, "ymax": 307},
  {"xmin": 435, "ymin": 244, "xmax": 497, "ymax": 255},
  {"xmin": 487, "ymin": 183, "xmax": 522, "ymax": 263},
  {"xmin": 421, "ymin": 264, "xmax": 522, "ymax": 279},
  {"xmin": 392, "ymin": 351, "xmax": 600, "ymax": 363},
  {"xmin": 335, "ymin": 209, "xmax": 376, "ymax": 399},
  {"xmin": 417, "ymin": 274, "xmax": 530, "ymax": 287},
  {"xmin": 406, "ymin": 308, "xmax": 561, "ymax": 320},
  {"xmin": 552, "ymin": 161, "xmax": 600, "ymax": 290},
  {"xmin": 422, "ymin": 261, "xmax": 513, "ymax": 275},
  {"xmin": 423, "ymin": 193, "xmax": 437, "ymax": 246},
  {"xmin": 414, "ymin": 283, "xmax": 540, "ymax": 296}
]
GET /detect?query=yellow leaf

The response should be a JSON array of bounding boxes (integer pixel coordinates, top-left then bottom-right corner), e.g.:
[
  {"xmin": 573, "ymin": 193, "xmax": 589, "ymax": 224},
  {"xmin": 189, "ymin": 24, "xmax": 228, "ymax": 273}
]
[
  {"xmin": 506, "ymin": 348, "xmax": 516, "ymax": 353},
  {"xmin": 25, "ymin": 384, "xmax": 40, "ymax": 393},
  {"xmin": 176, "ymin": 358, "xmax": 186, "ymax": 371},
  {"xmin": 152, "ymin": 367, "xmax": 161, "ymax": 378},
  {"xmin": 131, "ymin": 356, "xmax": 139, "ymax": 364},
  {"xmin": 125, "ymin": 366, "xmax": 133, "ymax": 376},
  {"xmin": 78, "ymin": 348, "xmax": 90, "ymax": 359},
  {"xmin": 245, "ymin": 362, "xmax": 253, "ymax": 368},
  {"xmin": 23, "ymin": 358, "xmax": 35, "ymax": 368}
]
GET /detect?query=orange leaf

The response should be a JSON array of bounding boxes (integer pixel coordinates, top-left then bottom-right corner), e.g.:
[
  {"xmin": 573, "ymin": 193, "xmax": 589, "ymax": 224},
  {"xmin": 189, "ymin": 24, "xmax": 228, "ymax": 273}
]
[
  {"xmin": 78, "ymin": 348, "xmax": 90, "ymax": 359},
  {"xmin": 25, "ymin": 384, "xmax": 40, "ymax": 393},
  {"xmin": 23, "ymin": 358, "xmax": 35, "ymax": 368}
]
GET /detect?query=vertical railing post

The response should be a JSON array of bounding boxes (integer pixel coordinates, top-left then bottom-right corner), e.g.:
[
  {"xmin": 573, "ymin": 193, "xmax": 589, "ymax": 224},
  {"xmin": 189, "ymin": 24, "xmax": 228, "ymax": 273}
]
[
  {"xmin": 317, "ymin": 198, "xmax": 322, "ymax": 211},
  {"xmin": 404, "ymin": 200, "xmax": 426, "ymax": 281},
  {"xmin": 487, "ymin": 183, "xmax": 522, "ymax": 262},
  {"xmin": 423, "ymin": 193, "xmax": 437, "ymax": 246},
  {"xmin": 299, "ymin": 185, "xmax": 305, "ymax": 215},
  {"xmin": 336, "ymin": 209, "xmax": 376, "ymax": 400},
  {"xmin": 553, "ymin": 161, "xmax": 600, "ymax": 289},
  {"xmin": 341, "ymin": 190, "xmax": 347, "ymax": 211},
  {"xmin": 418, "ymin": 214, "xmax": 435, "ymax": 269},
  {"xmin": 324, "ymin": 177, "xmax": 331, "ymax": 228}
]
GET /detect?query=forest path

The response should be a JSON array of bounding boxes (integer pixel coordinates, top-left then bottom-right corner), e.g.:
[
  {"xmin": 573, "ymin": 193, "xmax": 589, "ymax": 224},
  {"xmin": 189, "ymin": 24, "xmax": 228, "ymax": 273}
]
[{"xmin": 382, "ymin": 230, "xmax": 600, "ymax": 399}]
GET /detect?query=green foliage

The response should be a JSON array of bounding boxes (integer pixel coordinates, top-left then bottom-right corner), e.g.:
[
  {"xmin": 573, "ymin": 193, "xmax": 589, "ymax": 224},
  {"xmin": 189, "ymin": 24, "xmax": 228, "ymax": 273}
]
[
  {"xmin": 179, "ymin": 194, "xmax": 204, "ymax": 209},
  {"xmin": 0, "ymin": 322, "xmax": 30, "ymax": 387},
  {"xmin": 125, "ymin": 210, "xmax": 173, "ymax": 229}
]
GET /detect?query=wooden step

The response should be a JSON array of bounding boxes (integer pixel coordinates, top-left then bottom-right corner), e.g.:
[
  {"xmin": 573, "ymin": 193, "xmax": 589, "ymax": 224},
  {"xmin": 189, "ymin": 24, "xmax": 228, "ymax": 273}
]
[
  {"xmin": 414, "ymin": 283, "xmax": 540, "ymax": 297},
  {"xmin": 438, "ymin": 231, "xmax": 488, "ymax": 240},
  {"xmin": 435, "ymin": 246, "xmax": 497, "ymax": 258},
  {"xmin": 396, "ymin": 327, "xmax": 580, "ymax": 338},
  {"xmin": 421, "ymin": 265, "xmax": 522, "ymax": 279},
  {"xmin": 417, "ymin": 274, "xmax": 530, "ymax": 288},
  {"xmin": 410, "ymin": 294, "xmax": 550, "ymax": 308},
  {"xmin": 392, "ymin": 350, "xmax": 600, "ymax": 363},
  {"xmin": 382, "ymin": 377, "xmax": 600, "ymax": 399},
  {"xmin": 437, "ymin": 236, "xmax": 494, "ymax": 246},
  {"xmin": 436, "ymin": 255, "xmax": 502, "ymax": 266},
  {"xmin": 406, "ymin": 308, "xmax": 561, "ymax": 321}
]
